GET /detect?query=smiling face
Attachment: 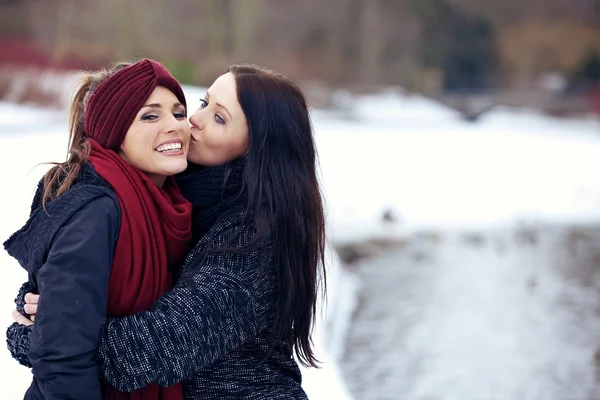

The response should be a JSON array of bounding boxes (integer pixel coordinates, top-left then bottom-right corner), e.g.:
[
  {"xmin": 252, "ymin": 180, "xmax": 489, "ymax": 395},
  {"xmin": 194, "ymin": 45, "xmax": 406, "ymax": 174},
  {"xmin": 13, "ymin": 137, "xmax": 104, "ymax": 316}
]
[
  {"xmin": 118, "ymin": 86, "xmax": 191, "ymax": 186},
  {"xmin": 187, "ymin": 72, "xmax": 249, "ymax": 166}
]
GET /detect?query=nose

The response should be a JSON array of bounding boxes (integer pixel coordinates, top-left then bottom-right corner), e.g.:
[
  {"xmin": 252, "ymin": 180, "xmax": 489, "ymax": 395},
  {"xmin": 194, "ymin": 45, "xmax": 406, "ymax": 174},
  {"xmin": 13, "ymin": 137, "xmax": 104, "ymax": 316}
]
[
  {"xmin": 165, "ymin": 113, "xmax": 184, "ymax": 134},
  {"xmin": 189, "ymin": 108, "xmax": 206, "ymax": 131}
]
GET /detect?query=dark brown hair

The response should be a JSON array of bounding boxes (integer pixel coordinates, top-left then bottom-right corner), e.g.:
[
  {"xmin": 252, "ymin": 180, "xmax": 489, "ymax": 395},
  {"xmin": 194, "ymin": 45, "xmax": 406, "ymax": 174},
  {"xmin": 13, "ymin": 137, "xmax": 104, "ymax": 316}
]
[
  {"xmin": 228, "ymin": 64, "xmax": 327, "ymax": 367},
  {"xmin": 41, "ymin": 62, "xmax": 131, "ymax": 209}
]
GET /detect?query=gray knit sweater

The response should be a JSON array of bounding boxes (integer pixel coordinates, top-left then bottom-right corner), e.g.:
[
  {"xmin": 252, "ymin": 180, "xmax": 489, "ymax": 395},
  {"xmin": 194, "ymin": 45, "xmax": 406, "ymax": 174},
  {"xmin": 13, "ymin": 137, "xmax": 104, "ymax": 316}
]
[{"xmin": 95, "ymin": 209, "xmax": 308, "ymax": 399}]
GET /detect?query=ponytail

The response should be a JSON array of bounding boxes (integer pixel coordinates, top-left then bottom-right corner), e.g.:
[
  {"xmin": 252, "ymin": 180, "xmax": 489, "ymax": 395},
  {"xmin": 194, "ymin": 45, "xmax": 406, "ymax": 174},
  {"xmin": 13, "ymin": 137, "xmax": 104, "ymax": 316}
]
[{"xmin": 41, "ymin": 62, "xmax": 132, "ymax": 210}]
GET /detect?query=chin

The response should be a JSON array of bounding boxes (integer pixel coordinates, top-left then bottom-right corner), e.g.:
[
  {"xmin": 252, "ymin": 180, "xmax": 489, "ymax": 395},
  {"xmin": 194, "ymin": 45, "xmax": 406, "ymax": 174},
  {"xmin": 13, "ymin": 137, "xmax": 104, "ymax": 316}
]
[
  {"xmin": 186, "ymin": 152, "xmax": 202, "ymax": 165},
  {"xmin": 160, "ymin": 160, "xmax": 189, "ymax": 176}
]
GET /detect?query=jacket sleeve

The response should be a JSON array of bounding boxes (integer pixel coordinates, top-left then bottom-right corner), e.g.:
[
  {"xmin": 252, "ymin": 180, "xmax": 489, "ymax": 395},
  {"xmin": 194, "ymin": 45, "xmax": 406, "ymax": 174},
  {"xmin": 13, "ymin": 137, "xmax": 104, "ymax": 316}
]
[
  {"xmin": 29, "ymin": 196, "xmax": 119, "ymax": 400},
  {"xmin": 6, "ymin": 322, "xmax": 33, "ymax": 368},
  {"xmin": 95, "ymin": 222, "xmax": 275, "ymax": 391}
]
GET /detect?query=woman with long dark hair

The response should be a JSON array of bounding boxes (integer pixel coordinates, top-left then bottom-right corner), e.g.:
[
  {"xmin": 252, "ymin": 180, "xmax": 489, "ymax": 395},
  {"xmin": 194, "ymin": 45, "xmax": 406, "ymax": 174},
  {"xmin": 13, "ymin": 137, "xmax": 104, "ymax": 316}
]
[{"xmin": 12, "ymin": 64, "xmax": 327, "ymax": 399}]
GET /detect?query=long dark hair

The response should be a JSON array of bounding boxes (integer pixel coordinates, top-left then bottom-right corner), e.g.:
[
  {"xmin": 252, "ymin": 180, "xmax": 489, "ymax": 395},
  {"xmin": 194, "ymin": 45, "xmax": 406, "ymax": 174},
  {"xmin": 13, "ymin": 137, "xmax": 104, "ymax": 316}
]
[
  {"xmin": 41, "ymin": 62, "xmax": 131, "ymax": 209},
  {"xmin": 229, "ymin": 64, "xmax": 326, "ymax": 367}
]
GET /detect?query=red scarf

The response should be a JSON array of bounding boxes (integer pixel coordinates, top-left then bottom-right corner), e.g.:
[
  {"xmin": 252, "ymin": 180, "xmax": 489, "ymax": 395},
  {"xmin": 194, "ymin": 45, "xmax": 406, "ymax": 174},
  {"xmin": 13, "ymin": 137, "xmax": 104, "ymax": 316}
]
[{"xmin": 88, "ymin": 140, "xmax": 191, "ymax": 400}]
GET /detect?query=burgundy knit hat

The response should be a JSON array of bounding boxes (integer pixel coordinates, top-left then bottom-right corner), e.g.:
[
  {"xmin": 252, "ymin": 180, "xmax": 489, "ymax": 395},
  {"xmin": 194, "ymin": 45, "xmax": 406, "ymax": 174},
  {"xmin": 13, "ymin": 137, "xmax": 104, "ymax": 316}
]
[{"xmin": 84, "ymin": 59, "xmax": 187, "ymax": 150}]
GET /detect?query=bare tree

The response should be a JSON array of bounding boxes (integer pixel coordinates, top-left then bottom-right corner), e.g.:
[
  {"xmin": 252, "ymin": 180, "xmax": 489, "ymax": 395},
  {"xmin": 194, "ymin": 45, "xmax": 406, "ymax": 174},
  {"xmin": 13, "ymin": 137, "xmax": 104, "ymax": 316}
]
[
  {"xmin": 358, "ymin": 0, "xmax": 382, "ymax": 82},
  {"xmin": 203, "ymin": 0, "xmax": 227, "ymax": 57},
  {"xmin": 231, "ymin": 0, "xmax": 264, "ymax": 59}
]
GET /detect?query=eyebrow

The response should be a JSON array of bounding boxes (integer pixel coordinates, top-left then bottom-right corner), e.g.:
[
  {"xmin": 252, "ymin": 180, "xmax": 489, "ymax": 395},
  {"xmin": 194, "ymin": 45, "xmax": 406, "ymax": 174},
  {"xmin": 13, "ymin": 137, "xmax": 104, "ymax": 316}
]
[
  {"xmin": 141, "ymin": 102, "xmax": 185, "ymax": 109},
  {"xmin": 205, "ymin": 92, "xmax": 232, "ymax": 119}
]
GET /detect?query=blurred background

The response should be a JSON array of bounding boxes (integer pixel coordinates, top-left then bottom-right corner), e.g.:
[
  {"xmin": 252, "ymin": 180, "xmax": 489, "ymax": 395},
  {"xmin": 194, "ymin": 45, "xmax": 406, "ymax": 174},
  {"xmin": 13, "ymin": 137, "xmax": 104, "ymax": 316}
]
[
  {"xmin": 1, "ymin": 0, "xmax": 600, "ymax": 114},
  {"xmin": 2, "ymin": 1, "xmax": 600, "ymax": 399}
]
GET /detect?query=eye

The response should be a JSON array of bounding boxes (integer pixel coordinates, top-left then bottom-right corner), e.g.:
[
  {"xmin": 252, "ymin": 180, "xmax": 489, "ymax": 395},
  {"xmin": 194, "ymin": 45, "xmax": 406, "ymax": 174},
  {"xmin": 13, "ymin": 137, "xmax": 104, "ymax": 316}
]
[
  {"xmin": 142, "ymin": 114, "xmax": 158, "ymax": 121},
  {"xmin": 199, "ymin": 98, "xmax": 208, "ymax": 108},
  {"xmin": 215, "ymin": 114, "xmax": 225, "ymax": 124},
  {"xmin": 173, "ymin": 109, "xmax": 186, "ymax": 119}
]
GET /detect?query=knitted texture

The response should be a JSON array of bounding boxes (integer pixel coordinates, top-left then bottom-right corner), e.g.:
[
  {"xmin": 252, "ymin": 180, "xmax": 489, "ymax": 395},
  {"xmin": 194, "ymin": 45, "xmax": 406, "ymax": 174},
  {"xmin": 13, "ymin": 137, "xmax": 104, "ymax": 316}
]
[
  {"xmin": 6, "ymin": 281, "xmax": 35, "ymax": 367},
  {"xmin": 176, "ymin": 158, "xmax": 246, "ymax": 243},
  {"xmin": 95, "ymin": 162, "xmax": 307, "ymax": 399},
  {"xmin": 14, "ymin": 280, "xmax": 34, "ymax": 318},
  {"xmin": 96, "ymin": 210, "xmax": 307, "ymax": 399},
  {"xmin": 6, "ymin": 323, "xmax": 32, "ymax": 368}
]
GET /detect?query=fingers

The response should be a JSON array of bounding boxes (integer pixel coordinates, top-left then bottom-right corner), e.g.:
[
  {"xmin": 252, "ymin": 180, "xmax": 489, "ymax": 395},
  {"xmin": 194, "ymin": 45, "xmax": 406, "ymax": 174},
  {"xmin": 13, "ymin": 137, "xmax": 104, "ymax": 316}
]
[
  {"xmin": 24, "ymin": 303, "xmax": 37, "ymax": 315},
  {"xmin": 24, "ymin": 293, "xmax": 39, "ymax": 305},
  {"xmin": 12, "ymin": 310, "xmax": 33, "ymax": 326},
  {"xmin": 24, "ymin": 293, "xmax": 39, "ymax": 322}
]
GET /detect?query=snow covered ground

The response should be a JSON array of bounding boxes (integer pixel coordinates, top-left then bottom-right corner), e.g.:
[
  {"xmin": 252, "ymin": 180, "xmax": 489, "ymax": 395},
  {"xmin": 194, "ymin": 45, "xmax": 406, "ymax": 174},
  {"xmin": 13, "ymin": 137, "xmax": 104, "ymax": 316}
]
[
  {"xmin": 1, "ymin": 85, "xmax": 600, "ymax": 398},
  {"xmin": 315, "ymin": 92, "xmax": 600, "ymax": 241},
  {"xmin": 341, "ymin": 224, "xmax": 600, "ymax": 400}
]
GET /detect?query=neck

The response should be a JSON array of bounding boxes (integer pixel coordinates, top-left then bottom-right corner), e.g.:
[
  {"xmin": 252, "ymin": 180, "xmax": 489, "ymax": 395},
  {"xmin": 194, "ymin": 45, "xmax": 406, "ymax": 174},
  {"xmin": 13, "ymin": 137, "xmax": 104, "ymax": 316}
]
[
  {"xmin": 148, "ymin": 173, "xmax": 167, "ymax": 187},
  {"xmin": 117, "ymin": 148, "xmax": 166, "ymax": 187},
  {"xmin": 176, "ymin": 158, "xmax": 247, "ymax": 242}
]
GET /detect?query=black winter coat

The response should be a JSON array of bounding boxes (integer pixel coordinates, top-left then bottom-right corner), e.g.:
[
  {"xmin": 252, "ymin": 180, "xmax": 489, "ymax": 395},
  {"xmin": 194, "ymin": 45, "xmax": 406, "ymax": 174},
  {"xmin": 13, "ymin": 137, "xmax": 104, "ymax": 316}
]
[{"xmin": 4, "ymin": 163, "xmax": 120, "ymax": 400}]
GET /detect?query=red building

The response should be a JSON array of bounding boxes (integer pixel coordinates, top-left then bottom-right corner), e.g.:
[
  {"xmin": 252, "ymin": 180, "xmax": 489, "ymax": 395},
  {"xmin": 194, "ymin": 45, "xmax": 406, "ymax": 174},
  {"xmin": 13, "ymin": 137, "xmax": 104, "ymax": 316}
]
[{"xmin": 0, "ymin": 36, "xmax": 93, "ymax": 70}]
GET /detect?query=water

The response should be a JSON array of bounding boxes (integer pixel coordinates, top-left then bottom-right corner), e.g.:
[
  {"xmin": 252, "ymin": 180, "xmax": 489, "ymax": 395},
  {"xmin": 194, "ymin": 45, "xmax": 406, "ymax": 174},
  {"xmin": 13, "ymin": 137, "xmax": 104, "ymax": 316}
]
[{"xmin": 340, "ymin": 223, "xmax": 600, "ymax": 400}]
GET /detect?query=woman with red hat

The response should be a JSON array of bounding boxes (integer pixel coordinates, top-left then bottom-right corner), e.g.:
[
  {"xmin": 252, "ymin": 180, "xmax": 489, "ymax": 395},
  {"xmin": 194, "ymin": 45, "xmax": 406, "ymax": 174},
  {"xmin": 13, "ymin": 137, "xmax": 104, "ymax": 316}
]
[{"xmin": 5, "ymin": 59, "xmax": 193, "ymax": 400}]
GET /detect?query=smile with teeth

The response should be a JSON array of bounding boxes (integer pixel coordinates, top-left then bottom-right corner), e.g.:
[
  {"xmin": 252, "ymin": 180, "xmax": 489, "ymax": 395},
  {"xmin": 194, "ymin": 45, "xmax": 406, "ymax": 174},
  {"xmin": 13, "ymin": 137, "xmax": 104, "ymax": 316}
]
[{"xmin": 155, "ymin": 142, "xmax": 182, "ymax": 153}]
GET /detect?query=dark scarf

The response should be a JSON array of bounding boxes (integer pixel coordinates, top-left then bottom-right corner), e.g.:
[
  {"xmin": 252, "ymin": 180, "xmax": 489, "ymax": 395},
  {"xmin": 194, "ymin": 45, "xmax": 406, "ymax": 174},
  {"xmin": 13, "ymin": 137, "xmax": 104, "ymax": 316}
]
[
  {"xmin": 88, "ymin": 140, "xmax": 191, "ymax": 400},
  {"xmin": 176, "ymin": 157, "xmax": 247, "ymax": 246}
]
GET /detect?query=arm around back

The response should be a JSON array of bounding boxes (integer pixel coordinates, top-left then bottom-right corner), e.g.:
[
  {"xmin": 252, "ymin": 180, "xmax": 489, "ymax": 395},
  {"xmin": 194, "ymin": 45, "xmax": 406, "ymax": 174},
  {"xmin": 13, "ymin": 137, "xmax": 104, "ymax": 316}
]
[{"xmin": 96, "ymin": 213, "xmax": 276, "ymax": 391}]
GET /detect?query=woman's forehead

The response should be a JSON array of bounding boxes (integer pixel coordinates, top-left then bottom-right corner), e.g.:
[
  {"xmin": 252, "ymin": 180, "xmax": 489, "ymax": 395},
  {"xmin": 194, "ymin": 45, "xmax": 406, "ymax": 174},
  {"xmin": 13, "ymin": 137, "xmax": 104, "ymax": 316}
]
[{"xmin": 208, "ymin": 74, "xmax": 236, "ymax": 101}]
